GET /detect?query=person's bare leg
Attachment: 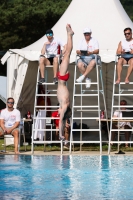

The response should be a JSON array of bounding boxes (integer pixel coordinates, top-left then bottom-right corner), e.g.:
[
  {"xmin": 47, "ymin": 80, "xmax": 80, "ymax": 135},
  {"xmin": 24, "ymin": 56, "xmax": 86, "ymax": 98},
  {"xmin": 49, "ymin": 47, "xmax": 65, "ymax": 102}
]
[
  {"xmin": 64, "ymin": 127, "xmax": 69, "ymax": 141},
  {"xmin": 111, "ymin": 124, "xmax": 118, "ymax": 144},
  {"xmin": 77, "ymin": 62, "xmax": 86, "ymax": 74},
  {"xmin": 53, "ymin": 57, "xmax": 59, "ymax": 77},
  {"xmin": 39, "ymin": 57, "xmax": 51, "ymax": 78},
  {"xmin": 125, "ymin": 59, "xmax": 133, "ymax": 83},
  {"xmin": 59, "ymin": 24, "xmax": 74, "ymax": 75},
  {"xmin": 12, "ymin": 130, "xmax": 19, "ymax": 154},
  {"xmin": 124, "ymin": 125, "xmax": 131, "ymax": 147},
  {"xmin": 115, "ymin": 58, "xmax": 126, "ymax": 84},
  {"xmin": 83, "ymin": 59, "xmax": 96, "ymax": 77}
]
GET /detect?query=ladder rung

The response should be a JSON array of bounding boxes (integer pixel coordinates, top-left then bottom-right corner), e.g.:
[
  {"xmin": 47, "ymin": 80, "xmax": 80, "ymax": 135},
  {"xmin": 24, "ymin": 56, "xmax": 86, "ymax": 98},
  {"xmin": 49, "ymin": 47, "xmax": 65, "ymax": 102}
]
[
  {"xmin": 75, "ymin": 82, "xmax": 98, "ymax": 85},
  {"xmin": 113, "ymin": 105, "xmax": 133, "ymax": 108},
  {"xmin": 116, "ymin": 82, "xmax": 133, "ymax": 84},
  {"xmin": 37, "ymin": 83, "xmax": 56, "ymax": 85},
  {"xmin": 33, "ymin": 117, "xmax": 59, "ymax": 119},
  {"xmin": 77, "ymin": 110, "xmax": 100, "ymax": 112},
  {"xmin": 74, "ymin": 94, "xmax": 98, "ymax": 96},
  {"xmin": 32, "ymin": 141, "xmax": 61, "ymax": 144},
  {"xmin": 114, "ymin": 94, "xmax": 133, "ymax": 96},
  {"xmin": 73, "ymin": 117, "xmax": 100, "ymax": 119},
  {"xmin": 36, "ymin": 94, "xmax": 57, "ymax": 96},
  {"xmin": 72, "ymin": 129, "xmax": 100, "ymax": 131},
  {"xmin": 110, "ymin": 129, "xmax": 133, "ymax": 131},
  {"xmin": 33, "ymin": 129, "xmax": 58, "ymax": 131},
  {"xmin": 73, "ymin": 106, "xmax": 98, "ymax": 108},
  {"xmin": 70, "ymin": 141, "xmax": 101, "ymax": 143},
  {"xmin": 35, "ymin": 106, "xmax": 59, "ymax": 108}
]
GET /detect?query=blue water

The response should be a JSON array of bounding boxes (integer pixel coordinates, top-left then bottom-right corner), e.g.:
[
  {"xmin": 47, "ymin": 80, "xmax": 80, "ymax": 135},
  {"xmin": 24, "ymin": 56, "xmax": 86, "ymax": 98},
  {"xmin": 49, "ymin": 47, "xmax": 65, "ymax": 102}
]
[{"xmin": 0, "ymin": 155, "xmax": 133, "ymax": 200}]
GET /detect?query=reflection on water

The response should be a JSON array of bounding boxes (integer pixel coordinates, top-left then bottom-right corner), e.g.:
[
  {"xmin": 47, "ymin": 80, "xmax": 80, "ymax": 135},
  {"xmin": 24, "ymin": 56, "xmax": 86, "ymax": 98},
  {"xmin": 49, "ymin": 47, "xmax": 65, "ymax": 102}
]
[{"xmin": 0, "ymin": 155, "xmax": 133, "ymax": 199}]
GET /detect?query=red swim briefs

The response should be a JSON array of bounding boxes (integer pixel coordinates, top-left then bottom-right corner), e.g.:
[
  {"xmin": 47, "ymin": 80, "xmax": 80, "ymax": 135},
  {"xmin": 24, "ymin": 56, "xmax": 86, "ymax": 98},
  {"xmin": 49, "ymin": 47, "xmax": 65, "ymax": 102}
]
[{"xmin": 57, "ymin": 72, "xmax": 70, "ymax": 81}]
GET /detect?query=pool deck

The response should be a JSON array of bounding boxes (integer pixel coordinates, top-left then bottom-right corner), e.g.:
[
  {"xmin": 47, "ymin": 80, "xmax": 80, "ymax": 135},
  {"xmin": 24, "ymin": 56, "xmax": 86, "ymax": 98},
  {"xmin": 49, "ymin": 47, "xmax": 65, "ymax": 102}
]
[{"xmin": 1, "ymin": 150, "xmax": 133, "ymax": 156}]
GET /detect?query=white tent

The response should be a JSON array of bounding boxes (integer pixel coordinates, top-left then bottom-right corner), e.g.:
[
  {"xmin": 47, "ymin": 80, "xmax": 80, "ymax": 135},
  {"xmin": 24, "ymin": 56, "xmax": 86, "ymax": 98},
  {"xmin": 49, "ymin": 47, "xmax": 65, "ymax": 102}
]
[
  {"xmin": 1, "ymin": 0, "xmax": 133, "ymax": 116},
  {"xmin": 0, "ymin": 76, "xmax": 7, "ymax": 103}
]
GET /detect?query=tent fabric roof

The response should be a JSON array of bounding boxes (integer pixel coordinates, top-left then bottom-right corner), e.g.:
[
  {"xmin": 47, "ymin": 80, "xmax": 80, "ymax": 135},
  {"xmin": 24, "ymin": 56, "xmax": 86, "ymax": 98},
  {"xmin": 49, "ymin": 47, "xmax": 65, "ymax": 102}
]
[
  {"xmin": 2, "ymin": 0, "xmax": 133, "ymax": 64},
  {"xmin": 0, "ymin": 76, "xmax": 7, "ymax": 103}
]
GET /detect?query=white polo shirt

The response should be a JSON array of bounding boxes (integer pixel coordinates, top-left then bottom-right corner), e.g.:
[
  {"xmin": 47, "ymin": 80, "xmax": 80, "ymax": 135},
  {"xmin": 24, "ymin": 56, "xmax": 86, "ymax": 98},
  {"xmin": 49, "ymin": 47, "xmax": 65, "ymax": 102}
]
[
  {"xmin": 113, "ymin": 110, "xmax": 131, "ymax": 128},
  {"xmin": 0, "ymin": 108, "xmax": 21, "ymax": 128},
  {"xmin": 44, "ymin": 37, "xmax": 65, "ymax": 56},
  {"xmin": 77, "ymin": 37, "xmax": 99, "ymax": 52}
]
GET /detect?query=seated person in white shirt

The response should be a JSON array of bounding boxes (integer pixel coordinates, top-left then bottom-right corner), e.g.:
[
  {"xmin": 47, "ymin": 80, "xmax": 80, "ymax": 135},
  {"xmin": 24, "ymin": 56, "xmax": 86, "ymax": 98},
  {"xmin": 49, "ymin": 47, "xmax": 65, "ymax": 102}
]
[
  {"xmin": 116, "ymin": 27, "xmax": 133, "ymax": 84},
  {"xmin": 112, "ymin": 100, "xmax": 132, "ymax": 148},
  {"xmin": 38, "ymin": 29, "xmax": 66, "ymax": 85},
  {"xmin": 76, "ymin": 27, "xmax": 99, "ymax": 86},
  {"xmin": 0, "ymin": 97, "xmax": 21, "ymax": 154}
]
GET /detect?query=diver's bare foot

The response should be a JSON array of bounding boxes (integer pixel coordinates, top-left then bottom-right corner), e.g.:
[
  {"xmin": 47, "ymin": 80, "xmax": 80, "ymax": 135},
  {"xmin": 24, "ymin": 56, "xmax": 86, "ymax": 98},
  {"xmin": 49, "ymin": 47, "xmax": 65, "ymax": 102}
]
[
  {"xmin": 115, "ymin": 79, "xmax": 120, "ymax": 84},
  {"xmin": 15, "ymin": 151, "xmax": 19, "ymax": 154},
  {"xmin": 125, "ymin": 78, "xmax": 129, "ymax": 84},
  {"xmin": 66, "ymin": 24, "xmax": 74, "ymax": 35}
]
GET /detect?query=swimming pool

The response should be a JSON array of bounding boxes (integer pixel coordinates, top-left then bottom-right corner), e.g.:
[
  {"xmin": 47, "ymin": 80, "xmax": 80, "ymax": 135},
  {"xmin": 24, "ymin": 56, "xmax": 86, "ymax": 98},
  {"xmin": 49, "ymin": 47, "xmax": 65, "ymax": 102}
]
[{"xmin": 0, "ymin": 155, "xmax": 133, "ymax": 200}]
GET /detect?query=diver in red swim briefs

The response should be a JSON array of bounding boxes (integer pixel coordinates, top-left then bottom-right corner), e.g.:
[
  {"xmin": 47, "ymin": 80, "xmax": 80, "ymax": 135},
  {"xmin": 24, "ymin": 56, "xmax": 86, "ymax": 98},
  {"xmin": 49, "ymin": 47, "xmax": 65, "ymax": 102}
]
[{"xmin": 57, "ymin": 24, "xmax": 74, "ymax": 140}]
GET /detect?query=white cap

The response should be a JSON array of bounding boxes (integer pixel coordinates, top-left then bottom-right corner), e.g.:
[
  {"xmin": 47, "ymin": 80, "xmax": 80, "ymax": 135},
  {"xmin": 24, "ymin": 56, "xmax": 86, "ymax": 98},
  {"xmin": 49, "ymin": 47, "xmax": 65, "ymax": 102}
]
[{"xmin": 83, "ymin": 27, "xmax": 92, "ymax": 34}]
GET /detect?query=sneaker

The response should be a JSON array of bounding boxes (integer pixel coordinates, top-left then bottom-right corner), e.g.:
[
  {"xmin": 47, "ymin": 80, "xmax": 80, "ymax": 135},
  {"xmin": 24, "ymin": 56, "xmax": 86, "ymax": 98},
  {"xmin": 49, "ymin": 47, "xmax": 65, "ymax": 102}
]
[
  {"xmin": 53, "ymin": 77, "xmax": 58, "ymax": 84},
  {"xmin": 85, "ymin": 77, "xmax": 91, "ymax": 88},
  {"xmin": 76, "ymin": 75, "xmax": 85, "ymax": 83},
  {"xmin": 38, "ymin": 78, "xmax": 45, "ymax": 85},
  {"xmin": 63, "ymin": 143, "xmax": 69, "ymax": 149}
]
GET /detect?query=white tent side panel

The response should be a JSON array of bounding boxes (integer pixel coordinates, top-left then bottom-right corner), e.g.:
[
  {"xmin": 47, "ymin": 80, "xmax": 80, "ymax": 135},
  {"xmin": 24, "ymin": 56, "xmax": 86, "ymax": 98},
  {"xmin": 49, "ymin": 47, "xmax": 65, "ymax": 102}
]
[{"xmin": 7, "ymin": 54, "xmax": 29, "ymax": 108}]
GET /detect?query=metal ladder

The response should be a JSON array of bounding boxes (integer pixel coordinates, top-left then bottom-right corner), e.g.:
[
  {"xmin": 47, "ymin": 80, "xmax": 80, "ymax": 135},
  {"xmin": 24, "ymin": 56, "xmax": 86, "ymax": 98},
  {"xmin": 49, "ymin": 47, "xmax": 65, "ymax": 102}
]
[
  {"xmin": 70, "ymin": 55, "xmax": 108, "ymax": 154},
  {"xmin": 31, "ymin": 65, "xmax": 63, "ymax": 154},
  {"xmin": 108, "ymin": 55, "xmax": 133, "ymax": 154}
]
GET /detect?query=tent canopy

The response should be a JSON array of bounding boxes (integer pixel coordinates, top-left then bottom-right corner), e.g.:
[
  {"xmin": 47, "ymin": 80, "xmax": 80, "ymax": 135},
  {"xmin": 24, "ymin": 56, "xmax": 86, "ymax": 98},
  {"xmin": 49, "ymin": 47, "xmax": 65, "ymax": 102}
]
[{"xmin": 3, "ymin": 0, "xmax": 132, "ymax": 63}]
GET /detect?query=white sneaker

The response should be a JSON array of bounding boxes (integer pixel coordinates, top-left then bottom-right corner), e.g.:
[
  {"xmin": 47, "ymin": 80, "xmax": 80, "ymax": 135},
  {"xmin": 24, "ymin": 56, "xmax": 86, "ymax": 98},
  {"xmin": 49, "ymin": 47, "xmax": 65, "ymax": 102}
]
[
  {"xmin": 76, "ymin": 75, "xmax": 85, "ymax": 83},
  {"xmin": 85, "ymin": 77, "xmax": 91, "ymax": 88}
]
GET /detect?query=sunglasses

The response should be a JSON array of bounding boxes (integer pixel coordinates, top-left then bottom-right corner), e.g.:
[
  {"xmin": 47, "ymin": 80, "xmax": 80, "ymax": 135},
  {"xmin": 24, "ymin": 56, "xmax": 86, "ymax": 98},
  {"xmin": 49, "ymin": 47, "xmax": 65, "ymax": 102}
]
[
  {"xmin": 84, "ymin": 33, "xmax": 91, "ymax": 36},
  {"xmin": 46, "ymin": 33, "xmax": 53, "ymax": 36},
  {"xmin": 124, "ymin": 32, "xmax": 131, "ymax": 36},
  {"xmin": 7, "ymin": 102, "xmax": 14, "ymax": 104}
]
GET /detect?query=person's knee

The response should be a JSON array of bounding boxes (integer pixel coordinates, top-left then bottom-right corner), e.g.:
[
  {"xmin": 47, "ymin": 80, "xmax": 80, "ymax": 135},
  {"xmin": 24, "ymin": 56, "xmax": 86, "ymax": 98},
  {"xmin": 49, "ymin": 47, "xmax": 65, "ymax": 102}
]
[
  {"xmin": 117, "ymin": 58, "xmax": 124, "ymax": 65},
  {"xmin": 129, "ymin": 58, "xmax": 133, "ymax": 65},
  {"xmin": 12, "ymin": 130, "xmax": 19, "ymax": 137},
  {"xmin": 89, "ymin": 59, "xmax": 96, "ymax": 66},
  {"xmin": 53, "ymin": 57, "xmax": 58, "ymax": 64},
  {"xmin": 39, "ymin": 58, "xmax": 45, "ymax": 65},
  {"xmin": 77, "ymin": 62, "xmax": 84, "ymax": 69}
]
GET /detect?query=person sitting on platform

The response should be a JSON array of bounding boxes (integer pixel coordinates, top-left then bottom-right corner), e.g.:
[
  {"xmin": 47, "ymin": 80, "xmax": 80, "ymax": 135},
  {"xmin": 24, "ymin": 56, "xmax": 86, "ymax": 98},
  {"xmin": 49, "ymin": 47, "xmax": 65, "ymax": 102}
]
[
  {"xmin": 116, "ymin": 27, "xmax": 133, "ymax": 84},
  {"xmin": 111, "ymin": 100, "xmax": 132, "ymax": 148},
  {"xmin": 38, "ymin": 29, "xmax": 66, "ymax": 85},
  {"xmin": 57, "ymin": 24, "xmax": 73, "ymax": 140},
  {"xmin": 0, "ymin": 97, "xmax": 20, "ymax": 154},
  {"xmin": 76, "ymin": 27, "xmax": 99, "ymax": 87}
]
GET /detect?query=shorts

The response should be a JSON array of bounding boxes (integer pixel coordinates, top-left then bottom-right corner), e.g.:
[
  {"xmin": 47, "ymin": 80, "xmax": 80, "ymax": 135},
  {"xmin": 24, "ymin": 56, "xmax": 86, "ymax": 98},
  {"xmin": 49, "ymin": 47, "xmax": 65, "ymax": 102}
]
[
  {"xmin": 57, "ymin": 72, "xmax": 70, "ymax": 81},
  {"xmin": 119, "ymin": 53, "xmax": 133, "ymax": 64},
  {"xmin": 0, "ymin": 127, "xmax": 19, "ymax": 135},
  {"xmin": 40, "ymin": 55, "xmax": 55, "ymax": 65},
  {"xmin": 77, "ymin": 55, "xmax": 100, "ymax": 67}
]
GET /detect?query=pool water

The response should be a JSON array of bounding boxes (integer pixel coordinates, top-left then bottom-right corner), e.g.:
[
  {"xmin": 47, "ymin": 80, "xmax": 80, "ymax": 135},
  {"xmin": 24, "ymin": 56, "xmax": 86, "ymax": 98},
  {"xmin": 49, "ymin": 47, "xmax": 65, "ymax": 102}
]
[{"xmin": 0, "ymin": 155, "xmax": 133, "ymax": 200}]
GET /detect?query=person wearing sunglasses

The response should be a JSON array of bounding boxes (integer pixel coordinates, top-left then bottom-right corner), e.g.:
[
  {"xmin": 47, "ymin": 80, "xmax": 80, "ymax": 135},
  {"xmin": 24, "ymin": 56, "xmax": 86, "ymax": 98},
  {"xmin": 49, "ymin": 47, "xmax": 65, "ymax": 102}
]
[
  {"xmin": 76, "ymin": 27, "xmax": 99, "ymax": 88},
  {"xmin": 111, "ymin": 100, "xmax": 132, "ymax": 148},
  {"xmin": 38, "ymin": 29, "xmax": 66, "ymax": 84},
  {"xmin": 0, "ymin": 97, "xmax": 20, "ymax": 154},
  {"xmin": 116, "ymin": 27, "xmax": 133, "ymax": 84}
]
